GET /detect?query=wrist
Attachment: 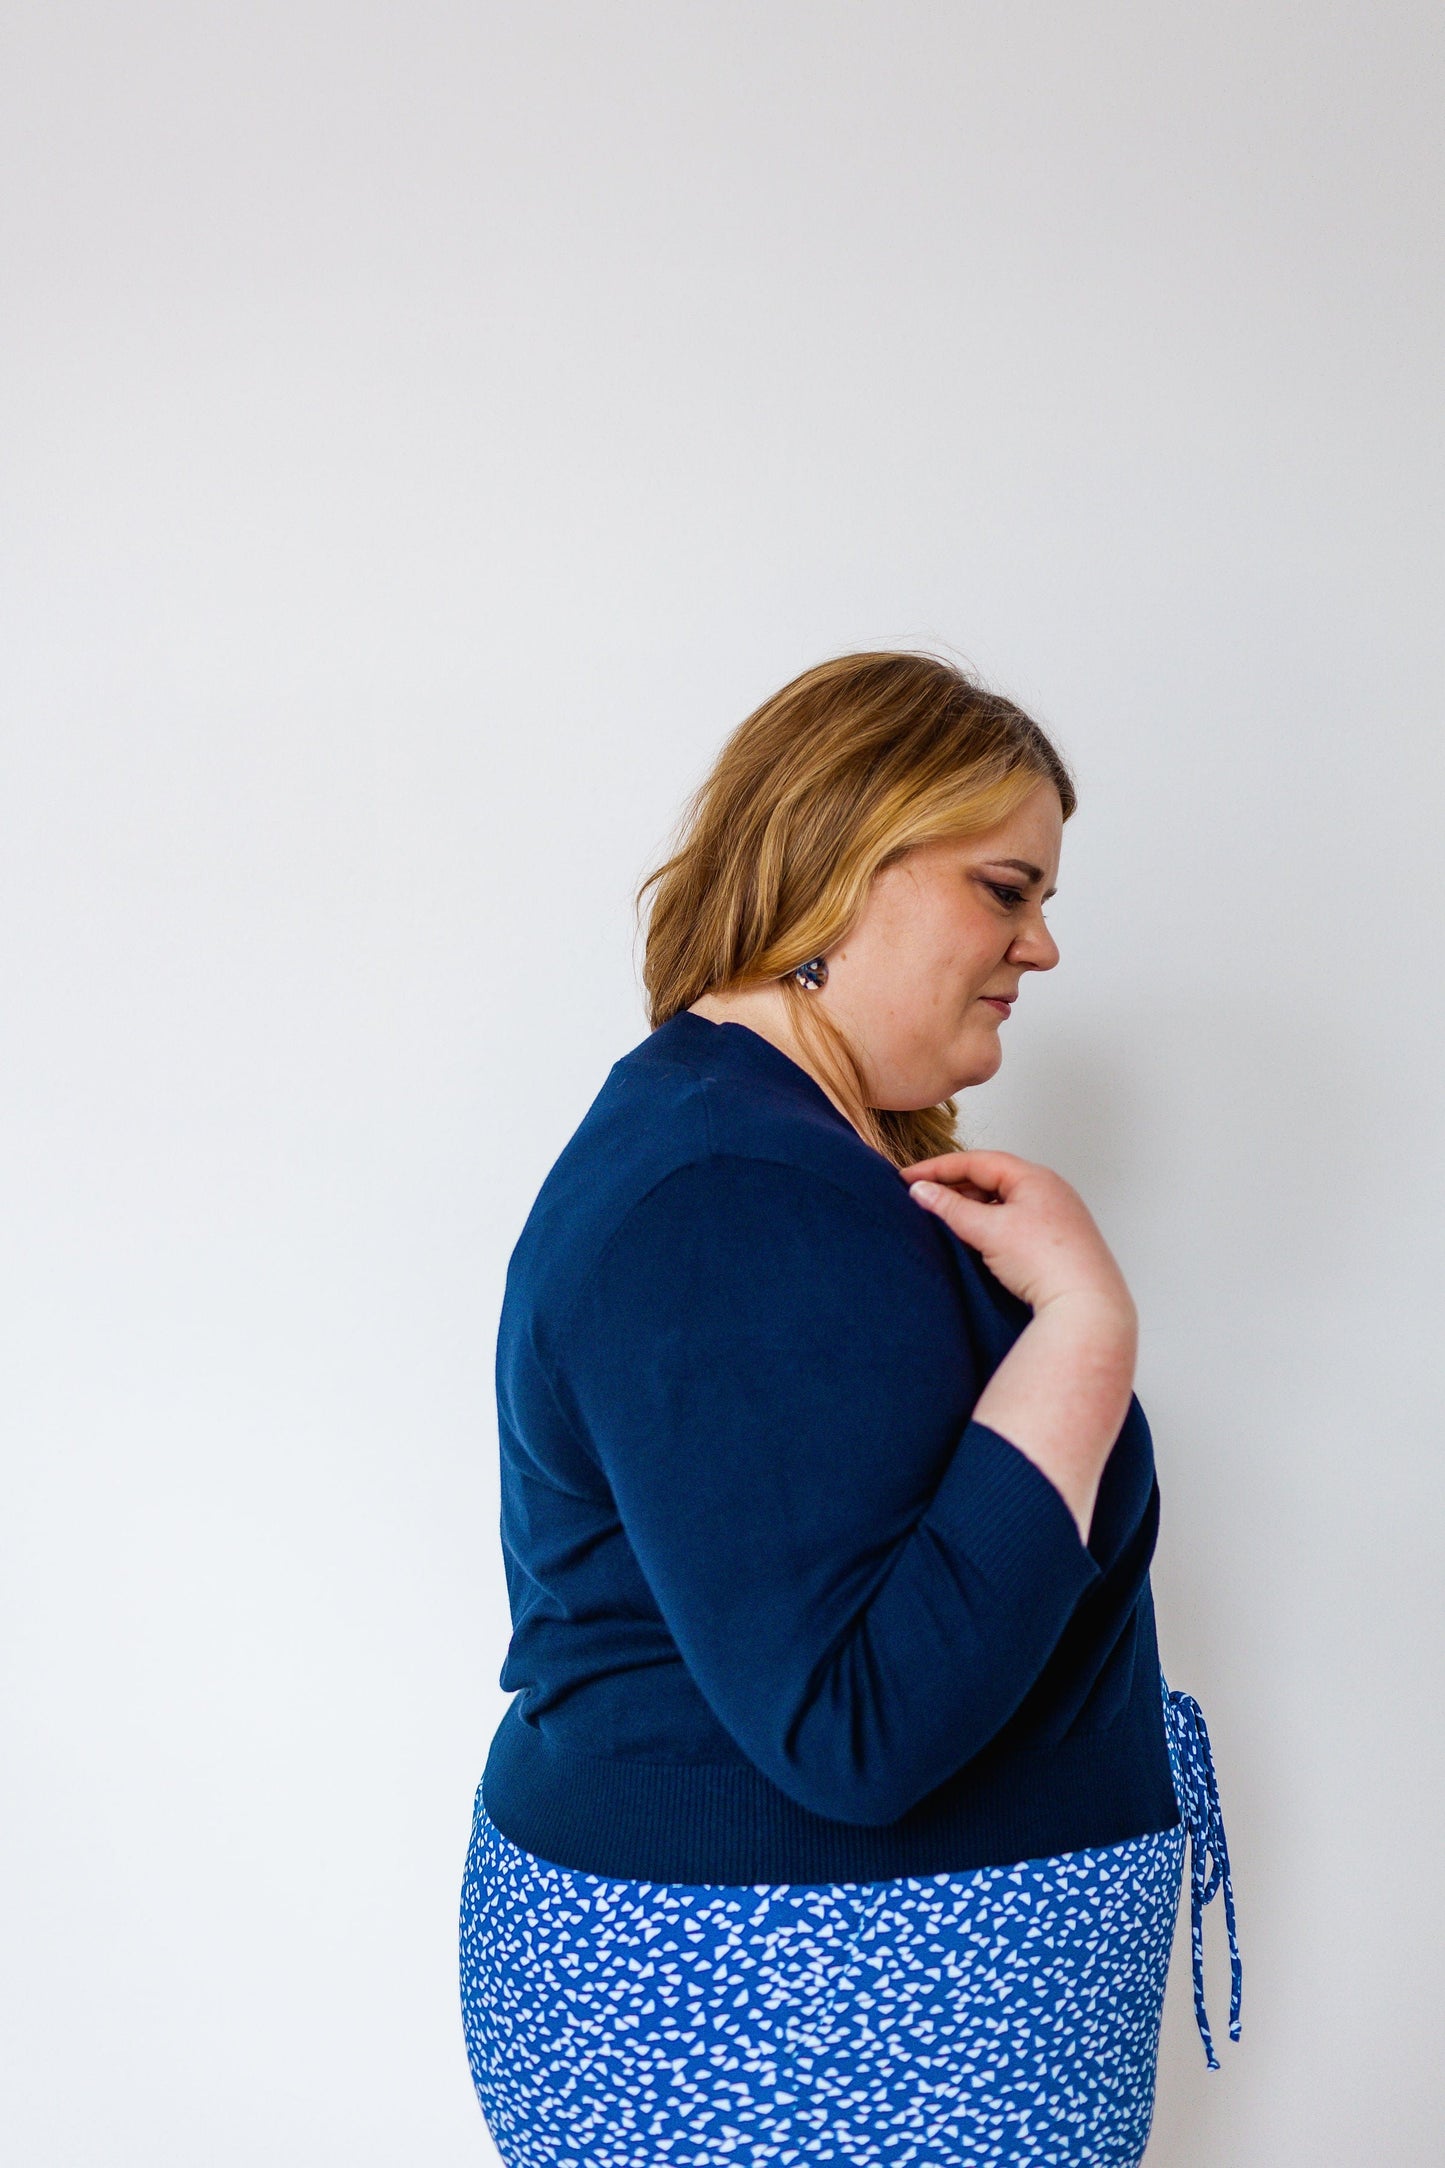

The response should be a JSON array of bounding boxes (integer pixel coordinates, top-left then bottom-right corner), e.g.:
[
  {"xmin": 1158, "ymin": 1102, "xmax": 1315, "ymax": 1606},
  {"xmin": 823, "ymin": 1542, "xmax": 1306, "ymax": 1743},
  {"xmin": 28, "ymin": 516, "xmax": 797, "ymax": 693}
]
[{"xmin": 1033, "ymin": 1284, "xmax": 1138, "ymax": 1349}]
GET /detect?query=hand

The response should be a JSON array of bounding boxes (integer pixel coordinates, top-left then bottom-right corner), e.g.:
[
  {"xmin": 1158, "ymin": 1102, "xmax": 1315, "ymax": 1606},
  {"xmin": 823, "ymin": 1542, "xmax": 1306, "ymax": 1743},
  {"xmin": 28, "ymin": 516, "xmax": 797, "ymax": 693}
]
[{"xmin": 899, "ymin": 1149, "xmax": 1135, "ymax": 1329}]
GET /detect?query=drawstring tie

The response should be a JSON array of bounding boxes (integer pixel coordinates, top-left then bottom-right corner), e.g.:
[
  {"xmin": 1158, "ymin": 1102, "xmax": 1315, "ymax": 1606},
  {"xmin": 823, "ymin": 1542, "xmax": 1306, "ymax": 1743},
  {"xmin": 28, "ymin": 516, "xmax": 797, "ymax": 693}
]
[{"xmin": 1164, "ymin": 1684, "xmax": 1243, "ymax": 2069}]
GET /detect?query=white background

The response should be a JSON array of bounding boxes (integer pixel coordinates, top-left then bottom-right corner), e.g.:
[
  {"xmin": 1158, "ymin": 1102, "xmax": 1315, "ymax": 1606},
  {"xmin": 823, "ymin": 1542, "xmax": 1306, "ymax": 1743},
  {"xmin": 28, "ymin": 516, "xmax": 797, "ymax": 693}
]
[{"xmin": 3, "ymin": 5, "xmax": 1442, "ymax": 2162}]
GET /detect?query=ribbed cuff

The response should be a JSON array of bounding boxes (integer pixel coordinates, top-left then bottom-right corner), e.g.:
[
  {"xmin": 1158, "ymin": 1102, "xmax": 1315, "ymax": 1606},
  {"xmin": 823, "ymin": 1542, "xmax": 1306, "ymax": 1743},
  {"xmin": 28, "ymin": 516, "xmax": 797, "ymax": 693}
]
[{"xmin": 925, "ymin": 1417, "xmax": 1101, "ymax": 1612}]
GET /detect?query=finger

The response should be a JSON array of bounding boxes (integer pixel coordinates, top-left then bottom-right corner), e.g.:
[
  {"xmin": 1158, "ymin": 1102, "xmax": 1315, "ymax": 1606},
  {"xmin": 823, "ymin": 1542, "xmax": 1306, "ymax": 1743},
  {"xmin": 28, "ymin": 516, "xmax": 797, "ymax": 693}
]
[
  {"xmin": 906, "ymin": 1179, "xmax": 1005, "ymax": 1243},
  {"xmin": 911, "ymin": 1172, "xmax": 1006, "ymax": 1204},
  {"xmin": 898, "ymin": 1149, "xmax": 1029, "ymax": 1193}
]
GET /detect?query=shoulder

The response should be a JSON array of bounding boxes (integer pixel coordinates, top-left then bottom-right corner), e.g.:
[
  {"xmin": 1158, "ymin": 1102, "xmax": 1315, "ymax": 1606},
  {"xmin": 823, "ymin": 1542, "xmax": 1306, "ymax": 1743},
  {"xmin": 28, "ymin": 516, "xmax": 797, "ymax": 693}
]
[{"xmin": 501, "ymin": 1014, "xmax": 948, "ymax": 1346}]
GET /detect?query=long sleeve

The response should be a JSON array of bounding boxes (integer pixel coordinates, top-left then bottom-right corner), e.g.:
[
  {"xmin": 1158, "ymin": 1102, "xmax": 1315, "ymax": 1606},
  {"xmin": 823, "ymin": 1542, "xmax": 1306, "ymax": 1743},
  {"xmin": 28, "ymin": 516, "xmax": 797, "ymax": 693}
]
[{"xmin": 551, "ymin": 1152, "xmax": 1102, "ymax": 1827}]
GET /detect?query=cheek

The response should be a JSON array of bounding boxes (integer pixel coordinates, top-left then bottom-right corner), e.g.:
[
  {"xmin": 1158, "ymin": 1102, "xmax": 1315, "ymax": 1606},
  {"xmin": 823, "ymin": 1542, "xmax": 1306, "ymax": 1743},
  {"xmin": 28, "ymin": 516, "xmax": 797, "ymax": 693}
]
[
  {"xmin": 863, "ymin": 887, "xmax": 999, "ymax": 1007},
  {"xmin": 938, "ymin": 914, "xmax": 1000, "ymax": 992},
  {"xmin": 906, "ymin": 942, "xmax": 994, "ymax": 1027}
]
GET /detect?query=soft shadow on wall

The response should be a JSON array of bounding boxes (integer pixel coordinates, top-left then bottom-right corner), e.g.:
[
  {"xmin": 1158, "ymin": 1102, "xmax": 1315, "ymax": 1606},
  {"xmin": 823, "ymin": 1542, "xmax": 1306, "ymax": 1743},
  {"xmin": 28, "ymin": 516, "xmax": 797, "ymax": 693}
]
[{"xmin": 959, "ymin": 989, "xmax": 1430, "ymax": 2163}]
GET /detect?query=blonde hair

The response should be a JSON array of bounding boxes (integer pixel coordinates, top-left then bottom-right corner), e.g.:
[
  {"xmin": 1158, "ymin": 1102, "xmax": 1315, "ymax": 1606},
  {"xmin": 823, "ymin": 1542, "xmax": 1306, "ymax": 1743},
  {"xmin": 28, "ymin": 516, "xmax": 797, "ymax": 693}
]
[{"xmin": 636, "ymin": 650, "xmax": 1076, "ymax": 1168}]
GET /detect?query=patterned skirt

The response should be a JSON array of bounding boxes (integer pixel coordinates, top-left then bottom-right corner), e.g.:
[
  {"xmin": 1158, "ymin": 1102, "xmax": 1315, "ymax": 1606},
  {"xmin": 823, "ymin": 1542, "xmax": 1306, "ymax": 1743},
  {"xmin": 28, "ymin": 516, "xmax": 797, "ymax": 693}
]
[{"xmin": 459, "ymin": 1684, "xmax": 1239, "ymax": 2168}]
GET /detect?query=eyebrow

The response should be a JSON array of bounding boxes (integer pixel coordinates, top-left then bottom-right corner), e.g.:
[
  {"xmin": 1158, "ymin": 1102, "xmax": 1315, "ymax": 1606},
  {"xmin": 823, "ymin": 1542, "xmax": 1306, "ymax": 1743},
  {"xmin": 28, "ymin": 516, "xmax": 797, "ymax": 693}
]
[{"xmin": 985, "ymin": 857, "xmax": 1058, "ymax": 901}]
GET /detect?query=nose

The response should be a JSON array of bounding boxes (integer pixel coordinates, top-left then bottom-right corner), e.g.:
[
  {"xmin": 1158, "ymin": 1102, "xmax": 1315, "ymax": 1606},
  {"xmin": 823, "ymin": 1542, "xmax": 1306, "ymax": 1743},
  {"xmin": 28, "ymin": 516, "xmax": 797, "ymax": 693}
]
[{"xmin": 1009, "ymin": 908, "xmax": 1059, "ymax": 973}]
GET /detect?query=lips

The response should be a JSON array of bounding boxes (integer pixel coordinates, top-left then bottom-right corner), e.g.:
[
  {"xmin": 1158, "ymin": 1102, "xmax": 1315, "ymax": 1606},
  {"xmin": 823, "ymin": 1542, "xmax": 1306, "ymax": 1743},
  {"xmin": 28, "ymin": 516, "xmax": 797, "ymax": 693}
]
[{"xmin": 981, "ymin": 996, "xmax": 1014, "ymax": 1015}]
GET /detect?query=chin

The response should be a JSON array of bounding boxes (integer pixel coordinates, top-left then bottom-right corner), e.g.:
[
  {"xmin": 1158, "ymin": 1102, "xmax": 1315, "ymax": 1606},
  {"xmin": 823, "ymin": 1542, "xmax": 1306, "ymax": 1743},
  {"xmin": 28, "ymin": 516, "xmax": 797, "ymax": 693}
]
[
  {"xmin": 946, "ymin": 1040, "xmax": 1003, "ymax": 1094},
  {"xmin": 876, "ymin": 1037, "xmax": 1001, "ymax": 1110}
]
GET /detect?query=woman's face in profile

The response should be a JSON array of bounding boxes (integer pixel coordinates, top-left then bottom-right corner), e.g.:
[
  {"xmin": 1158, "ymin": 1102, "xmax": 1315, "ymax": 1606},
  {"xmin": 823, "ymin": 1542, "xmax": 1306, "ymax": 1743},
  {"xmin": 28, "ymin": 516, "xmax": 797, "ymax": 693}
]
[{"xmin": 825, "ymin": 779, "xmax": 1063, "ymax": 1110}]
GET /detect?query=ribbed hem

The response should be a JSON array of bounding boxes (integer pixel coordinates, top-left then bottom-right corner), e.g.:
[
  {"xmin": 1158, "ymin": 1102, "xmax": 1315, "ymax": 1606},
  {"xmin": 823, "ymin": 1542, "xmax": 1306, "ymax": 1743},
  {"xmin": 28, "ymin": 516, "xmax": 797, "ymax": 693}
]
[{"xmin": 481, "ymin": 1685, "xmax": 1180, "ymax": 1887}]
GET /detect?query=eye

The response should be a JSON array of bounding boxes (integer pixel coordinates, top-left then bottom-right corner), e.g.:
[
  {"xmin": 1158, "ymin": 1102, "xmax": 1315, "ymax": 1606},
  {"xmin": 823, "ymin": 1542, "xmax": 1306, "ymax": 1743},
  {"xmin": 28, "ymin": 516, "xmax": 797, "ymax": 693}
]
[{"xmin": 987, "ymin": 883, "xmax": 1027, "ymax": 909}]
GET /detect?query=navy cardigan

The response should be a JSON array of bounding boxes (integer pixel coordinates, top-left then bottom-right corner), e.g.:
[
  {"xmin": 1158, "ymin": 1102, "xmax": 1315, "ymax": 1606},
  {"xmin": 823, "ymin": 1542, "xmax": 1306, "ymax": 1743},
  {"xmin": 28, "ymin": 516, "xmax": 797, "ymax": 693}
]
[{"xmin": 481, "ymin": 1009, "xmax": 1179, "ymax": 1883}]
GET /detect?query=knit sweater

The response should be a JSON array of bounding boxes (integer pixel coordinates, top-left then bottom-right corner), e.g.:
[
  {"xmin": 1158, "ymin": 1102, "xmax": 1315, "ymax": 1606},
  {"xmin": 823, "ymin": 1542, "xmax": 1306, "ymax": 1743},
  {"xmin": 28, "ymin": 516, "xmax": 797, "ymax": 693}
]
[{"xmin": 481, "ymin": 1008, "xmax": 1179, "ymax": 1884}]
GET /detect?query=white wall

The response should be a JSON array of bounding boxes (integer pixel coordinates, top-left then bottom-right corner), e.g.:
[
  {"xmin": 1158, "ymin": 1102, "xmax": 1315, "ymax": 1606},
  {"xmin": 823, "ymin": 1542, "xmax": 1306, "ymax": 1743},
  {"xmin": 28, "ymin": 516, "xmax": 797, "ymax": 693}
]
[{"xmin": 4, "ymin": 5, "xmax": 1442, "ymax": 2162}]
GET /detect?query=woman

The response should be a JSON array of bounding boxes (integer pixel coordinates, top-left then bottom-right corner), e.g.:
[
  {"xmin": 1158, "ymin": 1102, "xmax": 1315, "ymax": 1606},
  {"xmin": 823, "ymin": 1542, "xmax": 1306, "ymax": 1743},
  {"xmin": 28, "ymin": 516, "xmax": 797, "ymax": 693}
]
[{"xmin": 460, "ymin": 652, "xmax": 1240, "ymax": 2167}]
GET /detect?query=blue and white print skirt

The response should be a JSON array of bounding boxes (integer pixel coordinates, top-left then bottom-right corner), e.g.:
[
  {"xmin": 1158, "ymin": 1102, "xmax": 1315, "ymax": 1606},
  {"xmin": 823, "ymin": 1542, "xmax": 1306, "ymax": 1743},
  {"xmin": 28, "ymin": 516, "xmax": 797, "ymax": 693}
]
[{"xmin": 459, "ymin": 1684, "xmax": 1241, "ymax": 2168}]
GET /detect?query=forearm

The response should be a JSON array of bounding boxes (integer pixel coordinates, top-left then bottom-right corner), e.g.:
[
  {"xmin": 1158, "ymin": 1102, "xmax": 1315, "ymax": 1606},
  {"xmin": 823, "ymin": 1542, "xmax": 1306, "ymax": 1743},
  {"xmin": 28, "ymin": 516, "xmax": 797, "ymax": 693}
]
[{"xmin": 969, "ymin": 1292, "xmax": 1138, "ymax": 1543}]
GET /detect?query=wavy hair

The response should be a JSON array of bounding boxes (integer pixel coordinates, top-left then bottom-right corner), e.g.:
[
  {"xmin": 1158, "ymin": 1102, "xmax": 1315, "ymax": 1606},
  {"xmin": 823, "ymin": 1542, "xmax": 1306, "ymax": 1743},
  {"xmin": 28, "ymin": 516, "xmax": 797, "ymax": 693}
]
[{"xmin": 636, "ymin": 650, "xmax": 1075, "ymax": 1168}]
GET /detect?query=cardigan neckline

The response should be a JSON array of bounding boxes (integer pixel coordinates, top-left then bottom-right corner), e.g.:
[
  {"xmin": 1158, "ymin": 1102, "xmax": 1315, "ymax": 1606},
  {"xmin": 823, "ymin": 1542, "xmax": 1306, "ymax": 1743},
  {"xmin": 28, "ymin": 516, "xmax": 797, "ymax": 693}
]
[{"xmin": 658, "ymin": 1006, "xmax": 871, "ymax": 1145}]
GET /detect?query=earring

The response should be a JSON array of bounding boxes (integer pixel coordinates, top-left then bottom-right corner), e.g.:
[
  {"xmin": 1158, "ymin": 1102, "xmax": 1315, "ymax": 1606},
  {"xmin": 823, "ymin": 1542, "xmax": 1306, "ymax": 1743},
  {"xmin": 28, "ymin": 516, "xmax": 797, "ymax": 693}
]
[{"xmin": 792, "ymin": 956, "xmax": 828, "ymax": 991}]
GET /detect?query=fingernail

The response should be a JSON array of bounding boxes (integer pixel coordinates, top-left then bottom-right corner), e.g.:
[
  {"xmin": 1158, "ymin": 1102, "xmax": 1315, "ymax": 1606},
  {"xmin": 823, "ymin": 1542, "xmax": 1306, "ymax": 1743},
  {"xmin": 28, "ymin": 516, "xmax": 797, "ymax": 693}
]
[{"xmin": 909, "ymin": 1181, "xmax": 941, "ymax": 1203}]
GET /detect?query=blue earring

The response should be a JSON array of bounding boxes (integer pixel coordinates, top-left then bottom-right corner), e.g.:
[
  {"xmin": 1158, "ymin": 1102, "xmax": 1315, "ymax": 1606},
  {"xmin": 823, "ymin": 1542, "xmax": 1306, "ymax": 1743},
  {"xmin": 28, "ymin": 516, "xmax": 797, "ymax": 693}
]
[{"xmin": 793, "ymin": 956, "xmax": 828, "ymax": 991}]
